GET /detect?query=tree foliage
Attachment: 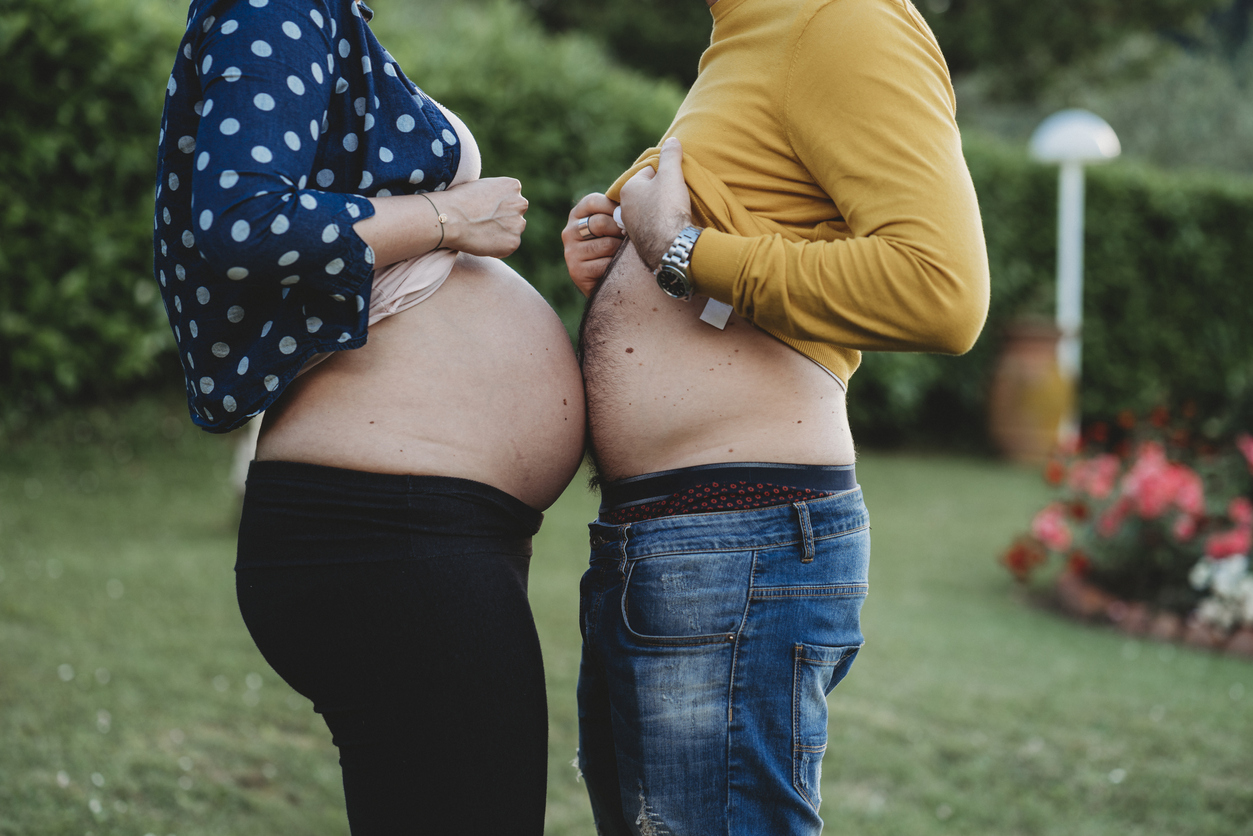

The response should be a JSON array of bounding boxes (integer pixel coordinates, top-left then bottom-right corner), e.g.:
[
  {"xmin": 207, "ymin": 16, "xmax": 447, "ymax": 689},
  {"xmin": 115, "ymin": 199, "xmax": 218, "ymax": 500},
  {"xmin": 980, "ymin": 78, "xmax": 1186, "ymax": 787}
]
[
  {"xmin": 526, "ymin": 0, "xmax": 1237, "ymax": 100},
  {"xmin": 921, "ymin": 0, "xmax": 1230, "ymax": 99}
]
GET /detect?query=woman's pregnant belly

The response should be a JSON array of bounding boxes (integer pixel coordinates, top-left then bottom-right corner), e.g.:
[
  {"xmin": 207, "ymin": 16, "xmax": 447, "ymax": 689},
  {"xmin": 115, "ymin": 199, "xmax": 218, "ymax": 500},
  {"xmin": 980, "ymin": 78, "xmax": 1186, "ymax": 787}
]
[
  {"xmin": 256, "ymin": 254, "xmax": 586, "ymax": 511},
  {"xmin": 580, "ymin": 243, "xmax": 854, "ymax": 482}
]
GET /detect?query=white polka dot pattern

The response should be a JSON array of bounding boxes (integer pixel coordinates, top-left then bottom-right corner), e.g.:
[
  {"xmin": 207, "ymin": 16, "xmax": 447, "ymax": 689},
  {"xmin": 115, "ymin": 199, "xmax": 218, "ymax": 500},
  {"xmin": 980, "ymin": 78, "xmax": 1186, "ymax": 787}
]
[{"xmin": 153, "ymin": 0, "xmax": 462, "ymax": 431}]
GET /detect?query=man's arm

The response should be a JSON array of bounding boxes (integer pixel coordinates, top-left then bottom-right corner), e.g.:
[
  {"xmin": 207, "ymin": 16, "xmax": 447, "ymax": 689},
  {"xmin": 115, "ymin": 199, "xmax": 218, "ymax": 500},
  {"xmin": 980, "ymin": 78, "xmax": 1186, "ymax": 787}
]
[
  {"xmin": 613, "ymin": 0, "xmax": 989, "ymax": 357},
  {"xmin": 691, "ymin": 0, "xmax": 989, "ymax": 356}
]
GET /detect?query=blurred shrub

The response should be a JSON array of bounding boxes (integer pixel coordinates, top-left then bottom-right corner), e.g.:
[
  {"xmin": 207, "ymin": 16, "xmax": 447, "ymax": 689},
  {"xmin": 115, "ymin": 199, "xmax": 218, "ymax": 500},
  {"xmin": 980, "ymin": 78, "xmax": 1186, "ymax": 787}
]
[
  {"xmin": 0, "ymin": 0, "xmax": 181, "ymax": 412},
  {"xmin": 850, "ymin": 134, "xmax": 1253, "ymax": 448},
  {"xmin": 524, "ymin": 0, "xmax": 713, "ymax": 88},
  {"xmin": 373, "ymin": 0, "xmax": 683, "ymax": 332}
]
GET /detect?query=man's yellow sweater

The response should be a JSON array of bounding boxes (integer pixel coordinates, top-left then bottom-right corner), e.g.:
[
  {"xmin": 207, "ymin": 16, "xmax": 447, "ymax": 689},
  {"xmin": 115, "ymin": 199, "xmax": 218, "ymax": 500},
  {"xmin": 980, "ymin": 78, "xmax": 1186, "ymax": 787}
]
[{"xmin": 607, "ymin": 0, "xmax": 990, "ymax": 385}]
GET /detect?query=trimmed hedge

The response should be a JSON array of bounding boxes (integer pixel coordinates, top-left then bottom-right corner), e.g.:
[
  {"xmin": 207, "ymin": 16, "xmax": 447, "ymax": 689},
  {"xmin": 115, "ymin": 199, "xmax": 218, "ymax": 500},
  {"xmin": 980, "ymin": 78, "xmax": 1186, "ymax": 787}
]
[{"xmin": 850, "ymin": 135, "xmax": 1253, "ymax": 447}]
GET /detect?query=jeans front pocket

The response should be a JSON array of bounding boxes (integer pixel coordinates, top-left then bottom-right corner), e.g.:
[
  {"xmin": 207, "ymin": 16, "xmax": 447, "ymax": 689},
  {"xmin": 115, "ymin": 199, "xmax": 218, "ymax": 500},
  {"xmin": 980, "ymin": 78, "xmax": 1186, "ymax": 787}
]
[
  {"xmin": 792, "ymin": 641, "xmax": 861, "ymax": 811},
  {"xmin": 621, "ymin": 551, "xmax": 751, "ymax": 646}
]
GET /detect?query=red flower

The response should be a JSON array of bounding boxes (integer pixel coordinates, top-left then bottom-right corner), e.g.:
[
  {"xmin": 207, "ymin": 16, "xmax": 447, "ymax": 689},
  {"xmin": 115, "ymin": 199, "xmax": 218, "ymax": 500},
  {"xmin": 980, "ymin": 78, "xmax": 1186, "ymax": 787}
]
[
  {"xmin": 1066, "ymin": 550, "xmax": 1091, "ymax": 576},
  {"xmin": 1068, "ymin": 500, "xmax": 1090, "ymax": 521},
  {"xmin": 1205, "ymin": 527, "xmax": 1251, "ymax": 559},
  {"xmin": 1043, "ymin": 459, "xmax": 1066, "ymax": 486},
  {"xmin": 1088, "ymin": 422, "xmax": 1109, "ymax": 444},
  {"xmin": 1118, "ymin": 410, "xmax": 1137, "ymax": 430},
  {"xmin": 1001, "ymin": 537, "xmax": 1048, "ymax": 581},
  {"xmin": 1149, "ymin": 406, "xmax": 1170, "ymax": 428}
]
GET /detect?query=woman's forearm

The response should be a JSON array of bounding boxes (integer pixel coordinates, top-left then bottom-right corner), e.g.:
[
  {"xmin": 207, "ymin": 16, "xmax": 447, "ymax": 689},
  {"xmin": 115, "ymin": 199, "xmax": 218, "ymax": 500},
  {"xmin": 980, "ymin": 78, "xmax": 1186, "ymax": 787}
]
[{"xmin": 357, "ymin": 177, "xmax": 529, "ymax": 266}]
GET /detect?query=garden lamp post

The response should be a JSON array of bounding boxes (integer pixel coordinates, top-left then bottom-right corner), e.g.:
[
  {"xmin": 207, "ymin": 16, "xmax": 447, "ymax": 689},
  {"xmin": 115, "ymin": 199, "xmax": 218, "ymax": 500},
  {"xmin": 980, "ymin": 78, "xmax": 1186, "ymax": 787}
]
[{"xmin": 1029, "ymin": 109, "xmax": 1121, "ymax": 445}]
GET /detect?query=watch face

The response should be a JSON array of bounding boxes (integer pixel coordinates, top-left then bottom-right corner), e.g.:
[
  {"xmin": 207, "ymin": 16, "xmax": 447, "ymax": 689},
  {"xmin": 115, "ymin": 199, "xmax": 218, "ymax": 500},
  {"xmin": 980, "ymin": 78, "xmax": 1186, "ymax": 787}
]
[{"xmin": 656, "ymin": 265, "xmax": 691, "ymax": 299}]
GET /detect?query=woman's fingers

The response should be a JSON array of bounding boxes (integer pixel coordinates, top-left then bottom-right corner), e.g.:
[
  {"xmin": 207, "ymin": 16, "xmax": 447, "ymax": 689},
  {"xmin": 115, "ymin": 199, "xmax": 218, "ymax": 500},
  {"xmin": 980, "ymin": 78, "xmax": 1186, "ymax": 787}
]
[
  {"xmin": 568, "ymin": 192, "xmax": 619, "ymax": 224},
  {"xmin": 563, "ymin": 223, "xmax": 623, "ymax": 297}
]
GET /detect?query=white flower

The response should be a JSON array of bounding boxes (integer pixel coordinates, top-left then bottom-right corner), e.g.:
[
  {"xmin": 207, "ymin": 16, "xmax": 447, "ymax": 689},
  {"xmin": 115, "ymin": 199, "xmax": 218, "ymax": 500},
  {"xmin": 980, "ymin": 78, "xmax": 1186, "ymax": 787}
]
[
  {"xmin": 1211, "ymin": 555, "xmax": 1250, "ymax": 598},
  {"xmin": 1197, "ymin": 598, "xmax": 1238, "ymax": 630},
  {"xmin": 1189, "ymin": 557, "xmax": 1214, "ymax": 591},
  {"xmin": 1239, "ymin": 577, "xmax": 1253, "ymax": 623}
]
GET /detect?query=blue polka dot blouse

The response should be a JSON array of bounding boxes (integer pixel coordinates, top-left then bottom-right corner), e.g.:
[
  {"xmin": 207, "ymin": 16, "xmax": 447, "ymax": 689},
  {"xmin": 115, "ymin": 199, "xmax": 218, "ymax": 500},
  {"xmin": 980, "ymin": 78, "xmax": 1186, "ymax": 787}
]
[{"xmin": 154, "ymin": 0, "xmax": 461, "ymax": 432}]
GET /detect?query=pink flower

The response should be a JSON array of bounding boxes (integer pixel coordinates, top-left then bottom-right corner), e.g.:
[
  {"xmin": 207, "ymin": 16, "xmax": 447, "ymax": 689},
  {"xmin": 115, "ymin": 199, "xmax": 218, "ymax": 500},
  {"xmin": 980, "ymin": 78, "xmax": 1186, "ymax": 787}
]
[
  {"xmin": 1068, "ymin": 454, "xmax": 1122, "ymax": 499},
  {"xmin": 1230, "ymin": 496, "xmax": 1253, "ymax": 527},
  {"xmin": 1206, "ymin": 527, "xmax": 1251, "ymax": 559},
  {"xmin": 1237, "ymin": 433, "xmax": 1253, "ymax": 473},
  {"xmin": 1172, "ymin": 514, "xmax": 1198, "ymax": 542},
  {"xmin": 1097, "ymin": 497, "xmax": 1132, "ymax": 539},
  {"xmin": 1031, "ymin": 503, "xmax": 1073, "ymax": 552},
  {"xmin": 1173, "ymin": 467, "xmax": 1205, "ymax": 516},
  {"xmin": 1118, "ymin": 443, "xmax": 1205, "ymax": 519}
]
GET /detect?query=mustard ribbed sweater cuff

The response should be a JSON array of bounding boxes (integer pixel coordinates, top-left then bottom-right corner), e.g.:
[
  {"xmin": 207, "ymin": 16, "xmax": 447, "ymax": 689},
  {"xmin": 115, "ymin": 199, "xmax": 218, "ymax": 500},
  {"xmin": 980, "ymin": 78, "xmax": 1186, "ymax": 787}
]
[{"xmin": 690, "ymin": 228, "xmax": 751, "ymax": 303}]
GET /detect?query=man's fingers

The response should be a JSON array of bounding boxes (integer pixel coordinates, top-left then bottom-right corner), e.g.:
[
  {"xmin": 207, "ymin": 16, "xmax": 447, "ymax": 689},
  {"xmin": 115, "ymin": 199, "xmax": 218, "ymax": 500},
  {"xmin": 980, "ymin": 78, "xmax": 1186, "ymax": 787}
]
[
  {"xmin": 657, "ymin": 136, "xmax": 683, "ymax": 174},
  {"xmin": 654, "ymin": 137, "xmax": 685, "ymax": 188}
]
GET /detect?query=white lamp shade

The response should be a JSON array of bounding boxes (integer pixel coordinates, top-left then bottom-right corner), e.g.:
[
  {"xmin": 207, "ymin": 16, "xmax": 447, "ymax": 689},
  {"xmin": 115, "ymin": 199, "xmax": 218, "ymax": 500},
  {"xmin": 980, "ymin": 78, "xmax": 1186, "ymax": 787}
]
[{"xmin": 1029, "ymin": 109, "xmax": 1121, "ymax": 164}]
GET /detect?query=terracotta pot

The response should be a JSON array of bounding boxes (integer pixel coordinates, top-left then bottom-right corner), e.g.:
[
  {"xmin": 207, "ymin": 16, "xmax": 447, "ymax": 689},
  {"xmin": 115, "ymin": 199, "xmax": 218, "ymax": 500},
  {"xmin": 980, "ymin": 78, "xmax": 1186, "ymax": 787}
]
[{"xmin": 987, "ymin": 320, "xmax": 1074, "ymax": 463}]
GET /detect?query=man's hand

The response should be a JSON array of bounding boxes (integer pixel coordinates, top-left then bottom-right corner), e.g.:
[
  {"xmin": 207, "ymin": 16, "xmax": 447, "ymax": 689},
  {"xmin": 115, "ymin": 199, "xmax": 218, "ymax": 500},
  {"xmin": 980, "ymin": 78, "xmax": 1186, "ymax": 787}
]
[
  {"xmin": 618, "ymin": 137, "xmax": 693, "ymax": 272},
  {"xmin": 562, "ymin": 193, "xmax": 625, "ymax": 297}
]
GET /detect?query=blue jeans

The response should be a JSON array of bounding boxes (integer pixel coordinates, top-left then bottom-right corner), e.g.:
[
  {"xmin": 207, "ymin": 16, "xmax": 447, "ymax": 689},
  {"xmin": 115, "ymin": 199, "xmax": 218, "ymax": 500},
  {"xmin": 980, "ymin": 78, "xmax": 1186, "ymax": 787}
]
[{"xmin": 577, "ymin": 488, "xmax": 870, "ymax": 836}]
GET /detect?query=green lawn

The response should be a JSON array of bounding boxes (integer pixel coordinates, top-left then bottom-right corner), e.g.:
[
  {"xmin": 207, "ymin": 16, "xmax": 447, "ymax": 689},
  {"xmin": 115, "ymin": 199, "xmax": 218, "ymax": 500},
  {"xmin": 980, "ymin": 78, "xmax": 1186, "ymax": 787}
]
[{"xmin": 1, "ymin": 395, "xmax": 1250, "ymax": 835}]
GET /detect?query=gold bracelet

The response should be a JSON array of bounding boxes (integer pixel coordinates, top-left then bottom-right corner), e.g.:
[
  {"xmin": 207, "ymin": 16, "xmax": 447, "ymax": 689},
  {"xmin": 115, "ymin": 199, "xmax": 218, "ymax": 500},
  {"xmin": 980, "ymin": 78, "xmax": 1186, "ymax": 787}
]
[{"xmin": 420, "ymin": 193, "xmax": 448, "ymax": 249}]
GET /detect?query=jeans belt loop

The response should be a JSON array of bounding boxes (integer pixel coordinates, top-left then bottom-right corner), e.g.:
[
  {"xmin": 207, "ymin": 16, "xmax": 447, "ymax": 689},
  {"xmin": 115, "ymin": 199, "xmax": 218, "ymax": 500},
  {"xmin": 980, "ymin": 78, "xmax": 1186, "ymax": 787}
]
[
  {"xmin": 617, "ymin": 523, "xmax": 631, "ymax": 575},
  {"xmin": 794, "ymin": 502, "xmax": 816, "ymax": 564}
]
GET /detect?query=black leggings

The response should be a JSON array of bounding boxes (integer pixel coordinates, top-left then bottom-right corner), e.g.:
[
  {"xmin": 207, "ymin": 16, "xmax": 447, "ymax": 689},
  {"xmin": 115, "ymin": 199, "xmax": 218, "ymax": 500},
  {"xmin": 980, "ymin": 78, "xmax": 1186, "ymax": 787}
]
[{"xmin": 236, "ymin": 461, "xmax": 548, "ymax": 835}]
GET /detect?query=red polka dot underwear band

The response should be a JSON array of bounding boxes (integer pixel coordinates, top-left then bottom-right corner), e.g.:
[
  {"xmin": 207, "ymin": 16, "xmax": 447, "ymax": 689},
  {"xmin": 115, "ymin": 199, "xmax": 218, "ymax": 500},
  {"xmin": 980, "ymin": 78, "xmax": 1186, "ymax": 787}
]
[{"xmin": 598, "ymin": 463, "xmax": 857, "ymax": 525}]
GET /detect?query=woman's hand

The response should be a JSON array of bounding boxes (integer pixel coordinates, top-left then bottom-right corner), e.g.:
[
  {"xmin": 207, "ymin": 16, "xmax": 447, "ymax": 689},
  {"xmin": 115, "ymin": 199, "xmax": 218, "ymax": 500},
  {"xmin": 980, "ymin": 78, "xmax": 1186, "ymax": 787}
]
[
  {"xmin": 435, "ymin": 177, "xmax": 529, "ymax": 258},
  {"xmin": 562, "ymin": 192, "xmax": 625, "ymax": 297},
  {"xmin": 359, "ymin": 177, "xmax": 528, "ymax": 267}
]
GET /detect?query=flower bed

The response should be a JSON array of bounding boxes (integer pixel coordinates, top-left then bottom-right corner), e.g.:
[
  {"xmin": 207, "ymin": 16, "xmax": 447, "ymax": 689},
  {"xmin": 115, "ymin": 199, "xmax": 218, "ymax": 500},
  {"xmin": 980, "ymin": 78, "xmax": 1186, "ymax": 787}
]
[{"xmin": 1002, "ymin": 410, "xmax": 1253, "ymax": 657}]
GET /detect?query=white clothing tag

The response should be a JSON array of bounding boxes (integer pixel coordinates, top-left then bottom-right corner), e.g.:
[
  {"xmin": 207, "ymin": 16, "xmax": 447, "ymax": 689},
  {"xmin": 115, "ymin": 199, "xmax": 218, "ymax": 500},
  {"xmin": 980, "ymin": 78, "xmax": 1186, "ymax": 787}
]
[
  {"xmin": 700, "ymin": 298, "xmax": 733, "ymax": 330},
  {"xmin": 612, "ymin": 205, "xmax": 626, "ymax": 232}
]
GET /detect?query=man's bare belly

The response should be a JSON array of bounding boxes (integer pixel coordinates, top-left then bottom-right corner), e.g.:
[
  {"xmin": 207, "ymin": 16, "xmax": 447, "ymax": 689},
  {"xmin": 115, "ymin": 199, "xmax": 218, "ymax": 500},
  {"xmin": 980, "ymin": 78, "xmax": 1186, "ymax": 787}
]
[
  {"xmin": 581, "ymin": 243, "xmax": 855, "ymax": 482},
  {"xmin": 256, "ymin": 254, "xmax": 585, "ymax": 511}
]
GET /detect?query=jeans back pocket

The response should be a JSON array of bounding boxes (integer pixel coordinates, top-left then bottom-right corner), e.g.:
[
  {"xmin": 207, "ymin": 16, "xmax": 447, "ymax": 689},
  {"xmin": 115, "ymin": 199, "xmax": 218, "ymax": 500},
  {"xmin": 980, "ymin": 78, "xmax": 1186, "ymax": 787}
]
[{"xmin": 792, "ymin": 641, "xmax": 861, "ymax": 811}]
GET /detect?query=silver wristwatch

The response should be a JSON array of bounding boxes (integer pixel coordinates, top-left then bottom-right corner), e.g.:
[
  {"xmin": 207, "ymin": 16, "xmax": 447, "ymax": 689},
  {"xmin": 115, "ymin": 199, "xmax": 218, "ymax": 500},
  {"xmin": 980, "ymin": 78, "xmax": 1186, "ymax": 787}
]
[{"xmin": 655, "ymin": 226, "xmax": 703, "ymax": 301}]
